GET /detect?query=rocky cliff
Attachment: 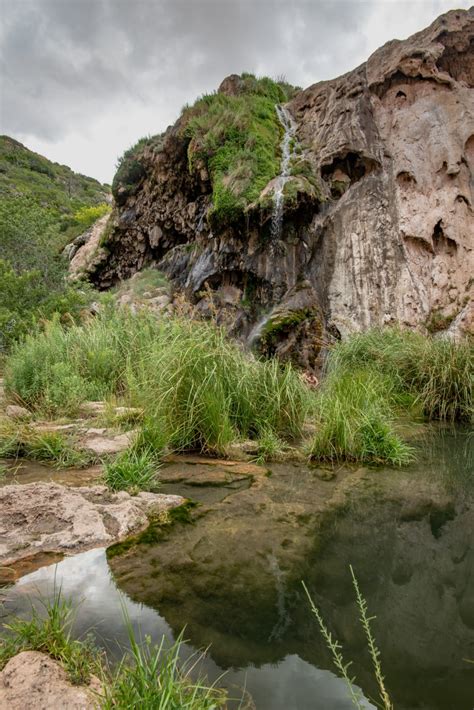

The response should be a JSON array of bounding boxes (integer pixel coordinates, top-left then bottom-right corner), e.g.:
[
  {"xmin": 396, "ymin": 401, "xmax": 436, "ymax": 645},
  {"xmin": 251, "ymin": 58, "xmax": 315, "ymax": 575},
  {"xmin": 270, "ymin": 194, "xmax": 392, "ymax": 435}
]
[{"xmin": 77, "ymin": 8, "xmax": 473, "ymax": 370}]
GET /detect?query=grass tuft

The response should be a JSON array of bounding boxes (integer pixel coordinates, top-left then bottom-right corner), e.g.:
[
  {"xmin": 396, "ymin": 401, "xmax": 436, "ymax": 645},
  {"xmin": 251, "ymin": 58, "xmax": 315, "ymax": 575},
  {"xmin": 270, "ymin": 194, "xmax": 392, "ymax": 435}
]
[
  {"xmin": 103, "ymin": 448, "xmax": 160, "ymax": 493},
  {"xmin": 102, "ymin": 618, "xmax": 226, "ymax": 709},
  {"xmin": 0, "ymin": 589, "xmax": 99, "ymax": 684}
]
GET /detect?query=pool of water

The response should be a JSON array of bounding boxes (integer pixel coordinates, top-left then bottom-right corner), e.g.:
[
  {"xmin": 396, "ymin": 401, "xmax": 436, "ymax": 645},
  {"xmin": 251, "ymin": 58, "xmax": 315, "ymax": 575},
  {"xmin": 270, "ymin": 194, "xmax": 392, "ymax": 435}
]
[{"xmin": 1, "ymin": 425, "xmax": 473, "ymax": 709}]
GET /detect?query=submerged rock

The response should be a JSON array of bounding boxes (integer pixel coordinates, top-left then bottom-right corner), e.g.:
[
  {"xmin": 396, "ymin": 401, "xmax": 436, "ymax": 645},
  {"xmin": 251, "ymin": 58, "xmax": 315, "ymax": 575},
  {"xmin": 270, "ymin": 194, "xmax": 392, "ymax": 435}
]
[
  {"xmin": 0, "ymin": 482, "xmax": 184, "ymax": 572},
  {"xmin": 0, "ymin": 651, "xmax": 101, "ymax": 710}
]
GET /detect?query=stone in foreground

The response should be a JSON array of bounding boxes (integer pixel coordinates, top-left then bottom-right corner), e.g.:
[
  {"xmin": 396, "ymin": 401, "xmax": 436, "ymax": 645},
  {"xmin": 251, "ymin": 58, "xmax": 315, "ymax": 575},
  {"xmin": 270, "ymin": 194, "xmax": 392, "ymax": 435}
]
[{"xmin": 0, "ymin": 651, "xmax": 101, "ymax": 710}]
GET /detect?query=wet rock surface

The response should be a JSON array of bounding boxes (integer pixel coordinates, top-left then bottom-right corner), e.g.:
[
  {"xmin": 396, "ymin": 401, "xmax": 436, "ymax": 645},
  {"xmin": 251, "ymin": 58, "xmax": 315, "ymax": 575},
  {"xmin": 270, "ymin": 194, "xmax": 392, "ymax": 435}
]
[
  {"xmin": 78, "ymin": 8, "xmax": 473, "ymax": 368},
  {"xmin": 0, "ymin": 651, "xmax": 101, "ymax": 710},
  {"xmin": 0, "ymin": 482, "xmax": 184, "ymax": 574}
]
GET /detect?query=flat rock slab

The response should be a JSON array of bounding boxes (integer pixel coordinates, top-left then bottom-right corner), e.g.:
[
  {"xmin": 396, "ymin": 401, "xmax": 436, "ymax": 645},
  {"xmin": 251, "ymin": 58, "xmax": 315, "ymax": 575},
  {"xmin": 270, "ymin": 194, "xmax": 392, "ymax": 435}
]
[
  {"xmin": 164, "ymin": 454, "xmax": 268, "ymax": 477},
  {"xmin": 79, "ymin": 430, "xmax": 137, "ymax": 456},
  {"xmin": 0, "ymin": 651, "xmax": 101, "ymax": 710},
  {"xmin": 159, "ymin": 468, "xmax": 250, "ymax": 487},
  {"xmin": 0, "ymin": 482, "xmax": 184, "ymax": 570}
]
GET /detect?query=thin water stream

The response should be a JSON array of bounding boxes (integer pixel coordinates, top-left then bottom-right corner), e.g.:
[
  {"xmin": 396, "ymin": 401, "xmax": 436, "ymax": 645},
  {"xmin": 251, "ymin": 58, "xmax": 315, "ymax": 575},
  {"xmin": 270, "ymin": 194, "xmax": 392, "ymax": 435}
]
[
  {"xmin": 270, "ymin": 104, "xmax": 297, "ymax": 241},
  {"xmin": 1, "ymin": 426, "xmax": 473, "ymax": 709}
]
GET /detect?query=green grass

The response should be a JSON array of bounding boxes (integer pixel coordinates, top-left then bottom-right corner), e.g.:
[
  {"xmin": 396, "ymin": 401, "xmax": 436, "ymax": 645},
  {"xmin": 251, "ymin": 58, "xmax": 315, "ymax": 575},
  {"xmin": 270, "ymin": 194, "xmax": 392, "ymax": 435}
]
[
  {"xmin": 4, "ymin": 308, "xmax": 310, "ymax": 455},
  {"xmin": 0, "ymin": 590, "xmax": 100, "ymax": 684},
  {"xmin": 103, "ymin": 448, "xmax": 160, "ymax": 492},
  {"xmin": 309, "ymin": 369, "xmax": 414, "ymax": 466},
  {"xmin": 0, "ymin": 592, "xmax": 226, "ymax": 708},
  {"xmin": 102, "ymin": 621, "xmax": 226, "ymax": 709},
  {"xmin": 182, "ymin": 74, "xmax": 296, "ymax": 229},
  {"xmin": 0, "ymin": 419, "xmax": 90, "ymax": 468},
  {"xmin": 328, "ymin": 328, "xmax": 473, "ymax": 423}
]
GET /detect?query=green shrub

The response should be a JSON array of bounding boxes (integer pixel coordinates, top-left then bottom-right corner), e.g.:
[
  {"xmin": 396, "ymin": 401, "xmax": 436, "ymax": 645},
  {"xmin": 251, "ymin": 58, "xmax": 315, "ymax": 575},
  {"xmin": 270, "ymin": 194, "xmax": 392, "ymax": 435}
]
[{"xmin": 112, "ymin": 135, "xmax": 163, "ymax": 203}]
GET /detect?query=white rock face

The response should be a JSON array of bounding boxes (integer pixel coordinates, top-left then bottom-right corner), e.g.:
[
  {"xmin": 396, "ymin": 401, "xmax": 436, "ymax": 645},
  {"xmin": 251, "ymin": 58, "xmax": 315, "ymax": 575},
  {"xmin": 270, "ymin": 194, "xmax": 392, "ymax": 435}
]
[{"xmin": 0, "ymin": 482, "xmax": 184, "ymax": 567}]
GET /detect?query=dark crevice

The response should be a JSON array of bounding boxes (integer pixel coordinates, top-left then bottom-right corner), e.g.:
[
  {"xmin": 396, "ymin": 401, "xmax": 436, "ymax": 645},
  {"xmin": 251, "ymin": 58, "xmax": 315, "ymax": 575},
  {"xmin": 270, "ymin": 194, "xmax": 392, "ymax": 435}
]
[
  {"xmin": 432, "ymin": 220, "xmax": 458, "ymax": 256},
  {"xmin": 436, "ymin": 32, "xmax": 474, "ymax": 87},
  {"xmin": 321, "ymin": 151, "xmax": 380, "ymax": 199}
]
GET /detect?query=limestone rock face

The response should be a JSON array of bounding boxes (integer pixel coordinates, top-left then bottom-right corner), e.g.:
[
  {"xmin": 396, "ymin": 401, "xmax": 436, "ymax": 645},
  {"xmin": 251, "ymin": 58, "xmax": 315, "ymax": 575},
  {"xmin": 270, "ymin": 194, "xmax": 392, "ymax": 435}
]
[{"xmin": 82, "ymin": 9, "xmax": 474, "ymax": 363}]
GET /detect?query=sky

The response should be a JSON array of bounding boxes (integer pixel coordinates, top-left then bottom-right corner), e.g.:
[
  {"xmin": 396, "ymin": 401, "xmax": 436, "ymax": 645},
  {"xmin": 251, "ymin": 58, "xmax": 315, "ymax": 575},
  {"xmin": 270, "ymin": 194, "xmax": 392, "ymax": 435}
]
[{"xmin": 1, "ymin": 0, "xmax": 471, "ymax": 184}]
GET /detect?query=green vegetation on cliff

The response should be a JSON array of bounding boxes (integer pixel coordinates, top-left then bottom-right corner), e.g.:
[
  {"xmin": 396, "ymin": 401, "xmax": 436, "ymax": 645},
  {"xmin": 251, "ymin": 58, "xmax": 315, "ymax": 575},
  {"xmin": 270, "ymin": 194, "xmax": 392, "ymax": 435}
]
[
  {"xmin": 183, "ymin": 74, "xmax": 298, "ymax": 228},
  {"xmin": 0, "ymin": 136, "xmax": 110, "ymax": 351}
]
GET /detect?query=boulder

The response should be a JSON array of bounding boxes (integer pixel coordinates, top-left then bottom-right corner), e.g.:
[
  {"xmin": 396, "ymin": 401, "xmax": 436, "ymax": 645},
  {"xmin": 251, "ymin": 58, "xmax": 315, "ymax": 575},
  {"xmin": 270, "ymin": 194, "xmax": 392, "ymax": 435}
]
[
  {"xmin": 0, "ymin": 482, "xmax": 184, "ymax": 568},
  {"xmin": 0, "ymin": 651, "xmax": 101, "ymax": 710}
]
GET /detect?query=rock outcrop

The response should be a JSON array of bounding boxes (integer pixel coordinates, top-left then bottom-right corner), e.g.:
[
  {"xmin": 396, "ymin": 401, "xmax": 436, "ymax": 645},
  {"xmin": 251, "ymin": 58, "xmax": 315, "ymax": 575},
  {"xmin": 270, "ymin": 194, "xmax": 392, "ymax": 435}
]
[
  {"xmin": 76, "ymin": 9, "xmax": 473, "ymax": 366},
  {"xmin": 0, "ymin": 482, "xmax": 184, "ymax": 571}
]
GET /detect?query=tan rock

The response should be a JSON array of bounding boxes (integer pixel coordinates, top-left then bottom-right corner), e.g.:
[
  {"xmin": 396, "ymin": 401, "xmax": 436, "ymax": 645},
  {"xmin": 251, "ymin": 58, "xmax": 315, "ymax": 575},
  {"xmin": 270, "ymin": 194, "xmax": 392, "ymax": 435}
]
[
  {"xmin": 68, "ymin": 214, "xmax": 110, "ymax": 280},
  {"xmin": 79, "ymin": 430, "xmax": 137, "ymax": 456},
  {"xmin": 0, "ymin": 482, "xmax": 184, "ymax": 567},
  {"xmin": 0, "ymin": 651, "xmax": 101, "ymax": 709},
  {"xmin": 5, "ymin": 404, "xmax": 31, "ymax": 421}
]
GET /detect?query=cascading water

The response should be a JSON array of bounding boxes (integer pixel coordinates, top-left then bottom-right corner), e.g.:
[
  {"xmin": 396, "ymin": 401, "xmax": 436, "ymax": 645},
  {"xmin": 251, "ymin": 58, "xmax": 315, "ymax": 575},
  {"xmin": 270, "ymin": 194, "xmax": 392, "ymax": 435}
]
[{"xmin": 270, "ymin": 104, "xmax": 297, "ymax": 241}]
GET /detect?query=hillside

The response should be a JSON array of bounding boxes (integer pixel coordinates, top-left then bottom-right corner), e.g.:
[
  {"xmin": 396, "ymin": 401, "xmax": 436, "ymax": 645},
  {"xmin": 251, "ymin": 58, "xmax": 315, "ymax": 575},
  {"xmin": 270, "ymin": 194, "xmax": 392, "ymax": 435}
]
[
  {"xmin": 77, "ymin": 8, "xmax": 473, "ymax": 372},
  {"xmin": 0, "ymin": 136, "xmax": 110, "ymax": 351}
]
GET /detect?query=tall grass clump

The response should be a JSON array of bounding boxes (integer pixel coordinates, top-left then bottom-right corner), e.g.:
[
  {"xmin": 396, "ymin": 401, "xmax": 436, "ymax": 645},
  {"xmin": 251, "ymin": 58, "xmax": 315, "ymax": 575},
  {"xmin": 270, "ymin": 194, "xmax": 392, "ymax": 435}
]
[
  {"xmin": 4, "ymin": 309, "xmax": 309, "ymax": 454},
  {"xmin": 310, "ymin": 369, "xmax": 413, "ymax": 466},
  {"xmin": 103, "ymin": 623, "xmax": 226, "ymax": 709},
  {"xmin": 328, "ymin": 328, "xmax": 473, "ymax": 423},
  {"xmin": 103, "ymin": 448, "xmax": 160, "ymax": 493}
]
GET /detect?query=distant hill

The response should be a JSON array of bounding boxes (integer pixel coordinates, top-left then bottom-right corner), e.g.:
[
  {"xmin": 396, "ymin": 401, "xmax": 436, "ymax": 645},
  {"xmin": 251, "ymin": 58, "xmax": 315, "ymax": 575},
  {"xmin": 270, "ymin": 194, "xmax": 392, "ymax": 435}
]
[{"xmin": 0, "ymin": 135, "xmax": 109, "ymax": 211}]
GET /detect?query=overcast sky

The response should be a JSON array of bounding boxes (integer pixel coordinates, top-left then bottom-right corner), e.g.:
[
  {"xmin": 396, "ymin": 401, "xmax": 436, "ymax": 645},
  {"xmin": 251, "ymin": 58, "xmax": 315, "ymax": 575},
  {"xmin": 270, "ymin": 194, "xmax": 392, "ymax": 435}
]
[{"xmin": 1, "ymin": 0, "xmax": 471, "ymax": 184}]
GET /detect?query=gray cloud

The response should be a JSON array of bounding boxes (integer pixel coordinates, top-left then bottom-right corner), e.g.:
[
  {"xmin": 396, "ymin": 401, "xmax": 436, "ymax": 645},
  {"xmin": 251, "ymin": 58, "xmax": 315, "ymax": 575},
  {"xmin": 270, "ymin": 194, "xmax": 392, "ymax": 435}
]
[{"xmin": 0, "ymin": 0, "xmax": 470, "ymax": 182}]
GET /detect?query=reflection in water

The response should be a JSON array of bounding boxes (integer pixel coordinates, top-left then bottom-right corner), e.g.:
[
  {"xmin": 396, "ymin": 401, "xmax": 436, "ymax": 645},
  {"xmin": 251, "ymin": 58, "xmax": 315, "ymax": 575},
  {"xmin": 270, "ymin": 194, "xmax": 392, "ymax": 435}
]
[{"xmin": 2, "ymin": 548, "xmax": 373, "ymax": 710}]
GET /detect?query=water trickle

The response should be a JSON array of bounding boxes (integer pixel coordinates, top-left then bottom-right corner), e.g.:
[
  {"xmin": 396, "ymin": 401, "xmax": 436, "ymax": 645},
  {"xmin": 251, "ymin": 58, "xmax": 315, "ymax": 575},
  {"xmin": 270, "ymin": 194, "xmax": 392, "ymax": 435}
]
[
  {"xmin": 271, "ymin": 105, "xmax": 297, "ymax": 241},
  {"xmin": 267, "ymin": 552, "xmax": 290, "ymax": 642}
]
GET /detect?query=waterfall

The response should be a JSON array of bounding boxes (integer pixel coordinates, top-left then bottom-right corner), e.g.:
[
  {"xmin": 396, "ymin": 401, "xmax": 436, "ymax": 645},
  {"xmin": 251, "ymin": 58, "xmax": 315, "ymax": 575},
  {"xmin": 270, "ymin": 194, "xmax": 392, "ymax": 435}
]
[{"xmin": 270, "ymin": 104, "xmax": 297, "ymax": 241}]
